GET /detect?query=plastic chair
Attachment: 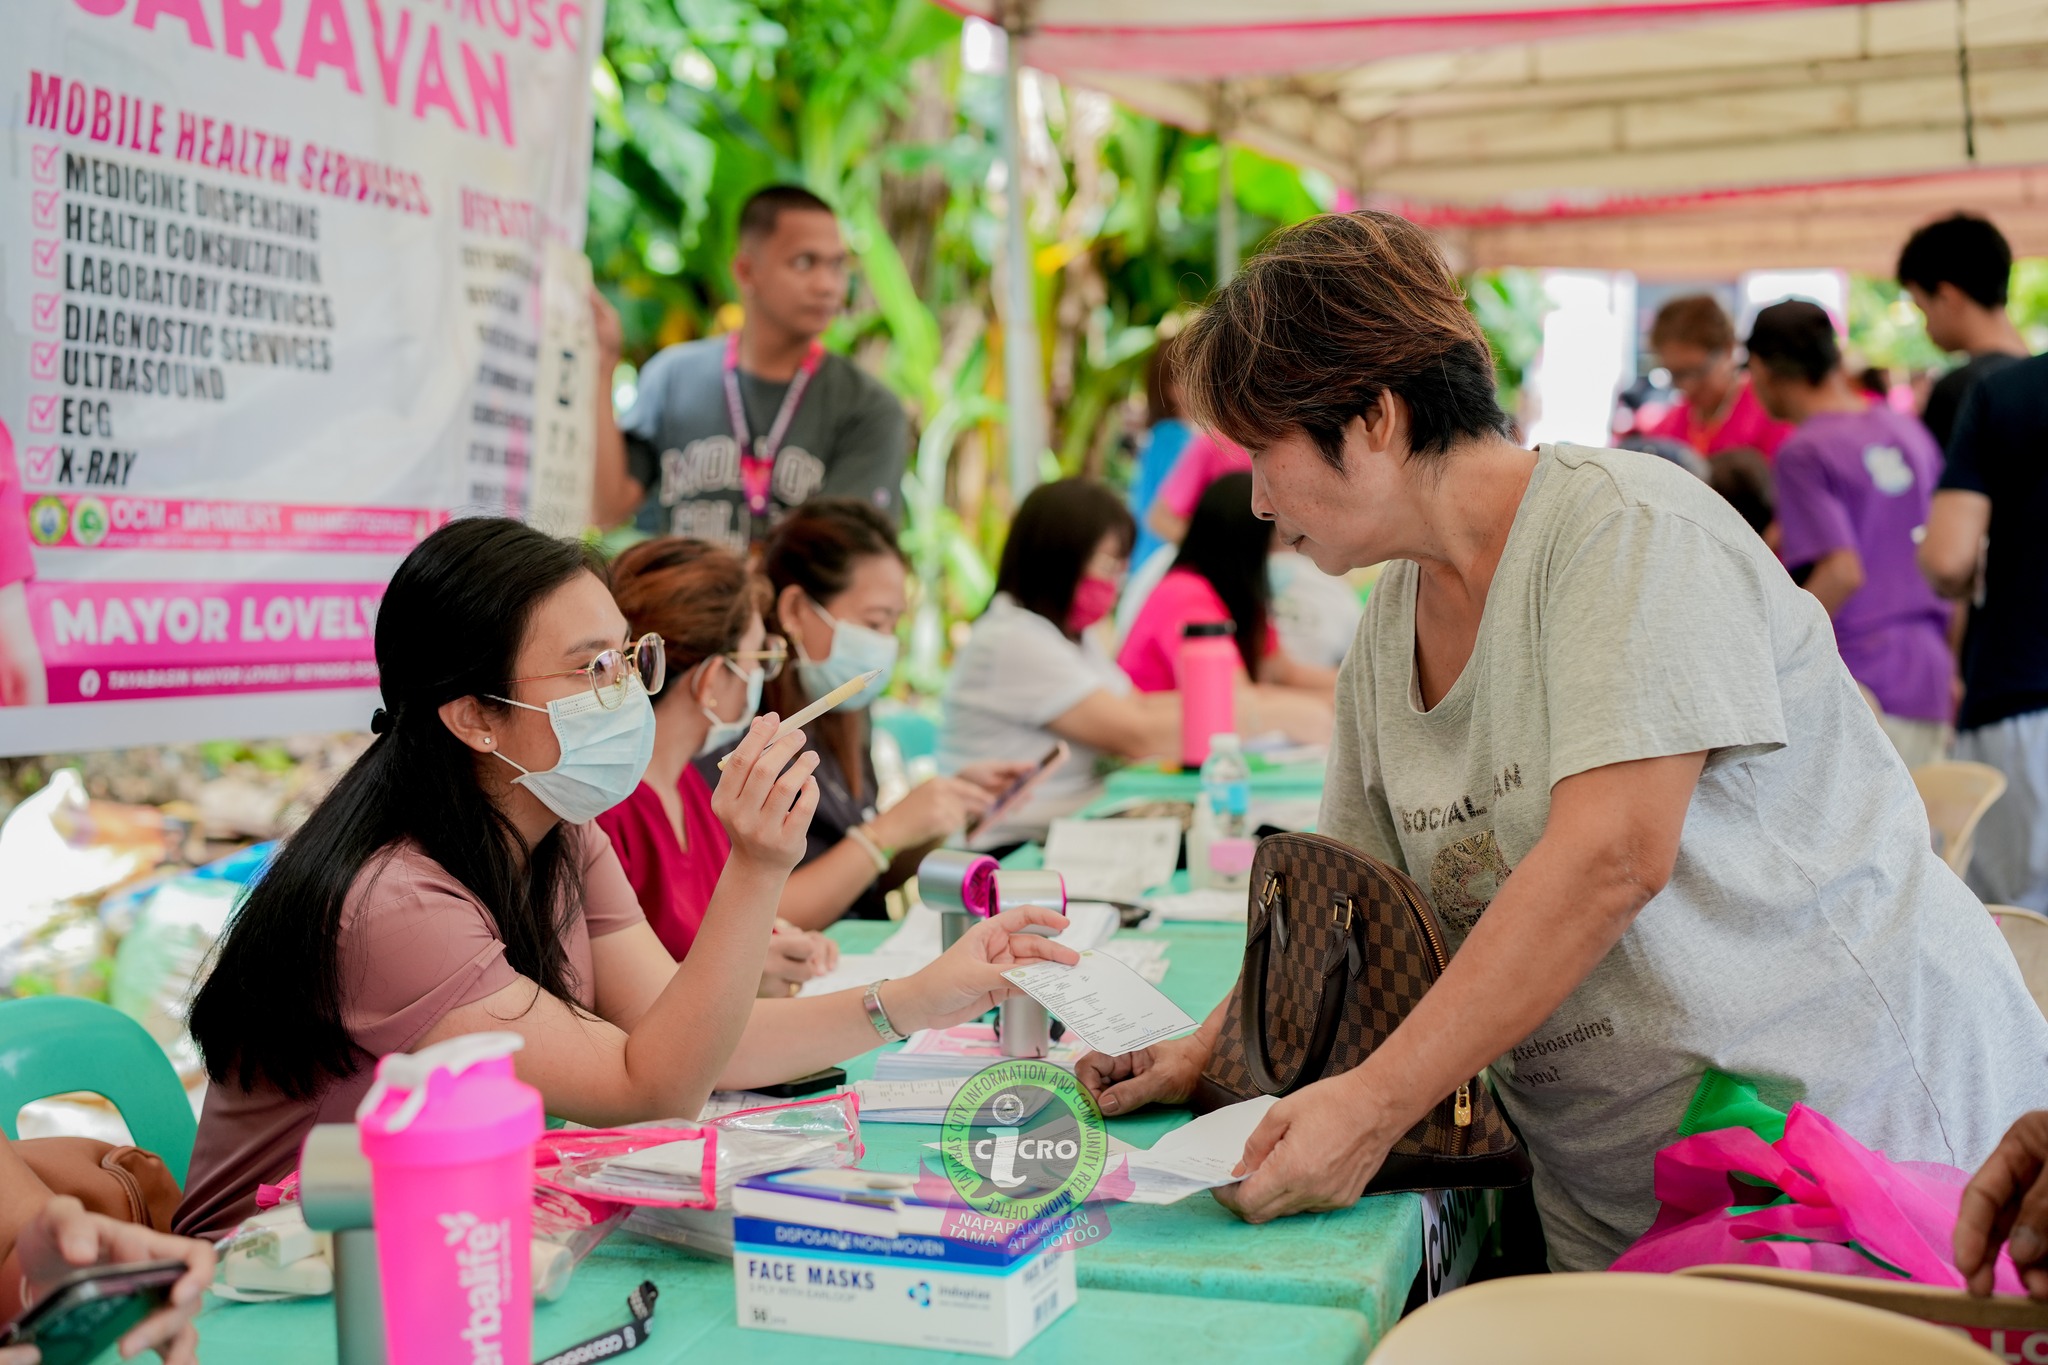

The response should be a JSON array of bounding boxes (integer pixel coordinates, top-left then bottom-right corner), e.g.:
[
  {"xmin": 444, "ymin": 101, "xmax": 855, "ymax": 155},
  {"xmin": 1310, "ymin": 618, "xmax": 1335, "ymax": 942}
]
[
  {"xmin": 1912, "ymin": 761, "xmax": 2008, "ymax": 878},
  {"xmin": 1365, "ymin": 1273, "xmax": 1996, "ymax": 1364},
  {"xmin": 0, "ymin": 996, "xmax": 197, "ymax": 1187},
  {"xmin": 1991, "ymin": 904, "xmax": 2048, "ymax": 1020},
  {"xmin": 870, "ymin": 701, "xmax": 940, "ymax": 764},
  {"xmin": 1679, "ymin": 1263, "xmax": 2048, "ymax": 1342}
]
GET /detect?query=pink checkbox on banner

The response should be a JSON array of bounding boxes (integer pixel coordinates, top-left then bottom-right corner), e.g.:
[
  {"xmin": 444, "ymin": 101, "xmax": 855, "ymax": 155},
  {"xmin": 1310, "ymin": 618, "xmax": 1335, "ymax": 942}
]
[
  {"xmin": 32, "ymin": 191, "xmax": 59, "ymax": 232},
  {"xmin": 27, "ymin": 395, "xmax": 58, "ymax": 433},
  {"xmin": 24, "ymin": 447, "xmax": 56, "ymax": 484},
  {"xmin": 31, "ymin": 294, "xmax": 60, "ymax": 333},
  {"xmin": 31, "ymin": 239, "xmax": 58, "ymax": 279},
  {"xmin": 30, "ymin": 343, "xmax": 57, "ymax": 382},
  {"xmin": 32, "ymin": 145, "xmax": 59, "ymax": 184}
]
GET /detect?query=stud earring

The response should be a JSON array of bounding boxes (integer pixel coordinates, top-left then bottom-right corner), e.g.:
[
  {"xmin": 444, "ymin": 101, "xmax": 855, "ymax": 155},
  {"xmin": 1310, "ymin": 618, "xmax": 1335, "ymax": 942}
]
[{"xmin": 483, "ymin": 737, "xmax": 494, "ymax": 746}]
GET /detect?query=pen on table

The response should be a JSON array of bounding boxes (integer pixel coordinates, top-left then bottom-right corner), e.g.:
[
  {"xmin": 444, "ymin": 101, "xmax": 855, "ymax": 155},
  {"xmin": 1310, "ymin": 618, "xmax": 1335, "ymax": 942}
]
[{"xmin": 716, "ymin": 668, "xmax": 886, "ymax": 771}]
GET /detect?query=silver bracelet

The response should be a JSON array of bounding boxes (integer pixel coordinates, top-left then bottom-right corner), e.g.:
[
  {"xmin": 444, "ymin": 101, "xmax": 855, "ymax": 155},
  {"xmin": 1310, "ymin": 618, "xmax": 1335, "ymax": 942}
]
[{"xmin": 862, "ymin": 980, "xmax": 905, "ymax": 1043}]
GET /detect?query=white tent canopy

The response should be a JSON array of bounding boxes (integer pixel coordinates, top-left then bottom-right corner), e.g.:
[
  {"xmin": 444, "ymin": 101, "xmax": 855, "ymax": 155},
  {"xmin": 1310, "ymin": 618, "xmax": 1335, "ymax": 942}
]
[{"xmin": 951, "ymin": 0, "xmax": 2048, "ymax": 273}]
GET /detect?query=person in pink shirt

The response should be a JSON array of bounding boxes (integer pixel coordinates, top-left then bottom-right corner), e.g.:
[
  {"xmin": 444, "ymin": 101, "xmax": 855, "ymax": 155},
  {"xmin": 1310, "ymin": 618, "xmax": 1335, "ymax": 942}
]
[
  {"xmin": 1646, "ymin": 295, "xmax": 1794, "ymax": 462},
  {"xmin": 1120, "ymin": 472, "xmax": 1336, "ymax": 697},
  {"xmin": 0, "ymin": 420, "xmax": 47, "ymax": 707},
  {"xmin": 597, "ymin": 536, "xmax": 837, "ymax": 994},
  {"xmin": 1146, "ymin": 429, "xmax": 1253, "ymax": 546}
]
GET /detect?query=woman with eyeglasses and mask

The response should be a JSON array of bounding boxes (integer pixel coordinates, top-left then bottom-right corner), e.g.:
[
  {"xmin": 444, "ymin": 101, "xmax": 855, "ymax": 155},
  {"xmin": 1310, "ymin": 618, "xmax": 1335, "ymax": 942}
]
[
  {"xmin": 597, "ymin": 537, "xmax": 836, "ymax": 994},
  {"xmin": 175, "ymin": 518, "xmax": 1075, "ymax": 1239},
  {"xmin": 741, "ymin": 500, "xmax": 1036, "ymax": 929}
]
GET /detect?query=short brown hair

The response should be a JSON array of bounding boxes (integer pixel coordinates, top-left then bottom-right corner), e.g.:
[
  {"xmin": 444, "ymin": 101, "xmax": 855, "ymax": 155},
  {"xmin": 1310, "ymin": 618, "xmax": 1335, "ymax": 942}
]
[
  {"xmin": 608, "ymin": 536, "xmax": 769, "ymax": 681},
  {"xmin": 1649, "ymin": 294, "xmax": 1735, "ymax": 355},
  {"xmin": 1177, "ymin": 211, "xmax": 1508, "ymax": 470}
]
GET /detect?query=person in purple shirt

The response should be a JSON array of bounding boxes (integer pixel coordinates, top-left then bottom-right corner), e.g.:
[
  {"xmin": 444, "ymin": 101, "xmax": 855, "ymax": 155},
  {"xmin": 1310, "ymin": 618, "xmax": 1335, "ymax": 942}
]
[{"xmin": 1745, "ymin": 299, "xmax": 1955, "ymax": 766}]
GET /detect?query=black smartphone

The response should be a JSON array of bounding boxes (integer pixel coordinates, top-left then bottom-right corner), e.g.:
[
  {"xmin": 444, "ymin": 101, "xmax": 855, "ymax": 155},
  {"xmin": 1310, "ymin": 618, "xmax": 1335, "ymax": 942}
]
[
  {"xmin": 754, "ymin": 1066, "xmax": 847, "ymax": 1098},
  {"xmin": 0, "ymin": 1258, "xmax": 187, "ymax": 1365},
  {"xmin": 963, "ymin": 742, "xmax": 1068, "ymax": 840}
]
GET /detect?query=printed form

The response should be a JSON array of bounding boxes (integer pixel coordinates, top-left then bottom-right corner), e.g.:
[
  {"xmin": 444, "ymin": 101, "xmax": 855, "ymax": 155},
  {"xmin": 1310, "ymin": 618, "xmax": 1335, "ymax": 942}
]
[{"xmin": 1001, "ymin": 950, "xmax": 1196, "ymax": 1056}]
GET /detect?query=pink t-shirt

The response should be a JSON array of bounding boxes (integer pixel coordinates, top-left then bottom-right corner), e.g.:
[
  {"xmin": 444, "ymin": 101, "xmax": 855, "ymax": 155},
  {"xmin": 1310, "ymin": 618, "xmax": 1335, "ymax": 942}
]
[
  {"xmin": 173, "ymin": 825, "xmax": 647, "ymax": 1239},
  {"xmin": 595, "ymin": 764, "xmax": 729, "ymax": 962},
  {"xmin": 1646, "ymin": 376, "xmax": 1793, "ymax": 461},
  {"xmin": 1155, "ymin": 432, "xmax": 1252, "ymax": 521},
  {"xmin": 0, "ymin": 432, "xmax": 35, "ymax": 589},
  {"xmin": 1117, "ymin": 568, "xmax": 1277, "ymax": 693}
]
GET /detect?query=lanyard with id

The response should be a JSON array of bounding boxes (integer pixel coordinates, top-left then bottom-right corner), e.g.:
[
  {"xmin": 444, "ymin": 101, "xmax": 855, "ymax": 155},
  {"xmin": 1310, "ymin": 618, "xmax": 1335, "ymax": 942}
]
[{"xmin": 723, "ymin": 331, "xmax": 824, "ymax": 543}]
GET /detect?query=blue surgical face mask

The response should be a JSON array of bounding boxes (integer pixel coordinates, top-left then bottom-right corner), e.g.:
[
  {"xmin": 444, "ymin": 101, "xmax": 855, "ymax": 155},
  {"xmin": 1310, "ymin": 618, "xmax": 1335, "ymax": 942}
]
[
  {"xmin": 795, "ymin": 596, "xmax": 897, "ymax": 711},
  {"xmin": 491, "ymin": 677, "xmax": 655, "ymax": 824},
  {"xmin": 698, "ymin": 656, "xmax": 764, "ymax": 757}
]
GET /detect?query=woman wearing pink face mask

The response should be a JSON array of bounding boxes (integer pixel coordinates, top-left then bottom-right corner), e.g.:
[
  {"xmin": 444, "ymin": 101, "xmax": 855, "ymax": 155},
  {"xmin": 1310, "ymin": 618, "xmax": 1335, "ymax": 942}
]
[{"xmin": 940, "ymin": 479, "xmax": 1329, "ymax": 848}]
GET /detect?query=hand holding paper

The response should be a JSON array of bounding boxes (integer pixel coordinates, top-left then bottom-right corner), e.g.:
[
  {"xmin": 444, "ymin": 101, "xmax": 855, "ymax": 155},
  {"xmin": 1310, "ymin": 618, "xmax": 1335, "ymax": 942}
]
[{"xmin": 1000, "ymin": 950, "xmax": 1195, "ymax": 1056}]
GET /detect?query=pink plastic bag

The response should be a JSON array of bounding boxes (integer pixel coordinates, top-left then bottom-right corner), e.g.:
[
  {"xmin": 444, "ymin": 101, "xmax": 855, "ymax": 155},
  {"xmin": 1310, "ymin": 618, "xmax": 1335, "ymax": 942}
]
[{"xmin": 1613, "ymin": 1102, "xmax": 2027, "ymax": 1292}]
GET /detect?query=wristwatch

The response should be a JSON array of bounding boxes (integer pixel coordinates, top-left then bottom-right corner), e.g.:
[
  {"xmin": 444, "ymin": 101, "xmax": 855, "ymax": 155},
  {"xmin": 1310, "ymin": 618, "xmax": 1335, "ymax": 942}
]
[{"xmin": 862, "ymin": 980, "xmax": 905, "ymax": 1043}]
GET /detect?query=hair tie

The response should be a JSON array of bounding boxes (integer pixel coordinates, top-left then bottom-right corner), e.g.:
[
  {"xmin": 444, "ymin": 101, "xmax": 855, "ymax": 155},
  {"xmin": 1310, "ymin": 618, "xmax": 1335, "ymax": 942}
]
[{"xmin": 370, "ymin": 707, "xmax": 394, "ymax": 735}]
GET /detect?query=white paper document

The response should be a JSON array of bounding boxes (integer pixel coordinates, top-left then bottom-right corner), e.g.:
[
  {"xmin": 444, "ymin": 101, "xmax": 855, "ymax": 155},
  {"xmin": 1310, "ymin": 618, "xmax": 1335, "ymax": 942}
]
[
  {"xmin": 1142, "ymin": 888, "xmax": 1247, "ymax": 923},
  {"xmin": 1044, "ymin": 817, "xmax": 1182, "ymax": 901},
  {"xmin": 1001, "ymin": 950, "xmax": 1196, "ymax": 1056},
  {"xmin": 856, "ymin": 1077, "xmax": 1054, "ymax": 1124},
  {"xmin": 1118, "ymin": 1095, "xmax": 1280, "ymax": 1205}
]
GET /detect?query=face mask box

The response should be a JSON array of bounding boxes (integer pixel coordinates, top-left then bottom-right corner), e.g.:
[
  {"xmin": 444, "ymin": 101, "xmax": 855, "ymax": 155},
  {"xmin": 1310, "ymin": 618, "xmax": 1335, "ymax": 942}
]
[
  {"xmin": 733, "ymin": 1230, "xmax": 1074, "ymax": 1357},
  {"xmin": 730, "ymin": 1172, "xmax": 1076, "ymax": 1357}
]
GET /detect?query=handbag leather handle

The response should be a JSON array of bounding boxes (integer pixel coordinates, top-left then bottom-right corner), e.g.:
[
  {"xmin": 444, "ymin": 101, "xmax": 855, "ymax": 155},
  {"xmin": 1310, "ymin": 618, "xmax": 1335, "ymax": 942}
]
[{"xmin": 1242, "ymin": 882, "xmax": 1357, "ymax": 1096}]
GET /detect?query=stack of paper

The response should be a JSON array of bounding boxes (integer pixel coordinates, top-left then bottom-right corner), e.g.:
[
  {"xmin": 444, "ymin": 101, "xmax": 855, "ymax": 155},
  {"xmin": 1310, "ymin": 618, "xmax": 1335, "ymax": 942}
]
[
  {"xmin": 587, "ymin": 1131, "xmax": 844, "ymax": 1204},
  {"xmin": 873, "ymin": 1023, "xmax": 1088, "ymax": 1080},
  {"xmin": 1043, "ymin": 818, "xmax": 1182, "ymax": 902},
  {"xmin": 852, "ymin": 1077, "xmax": 1055, "ymax": 1125},
  {"xmin": 1117, "ymin": 1096, "xmax": 1279, "ymax": 1205},
  {"xmin": 1142, "ymin": 888, "xmax": 1247, "ymax": 923}
]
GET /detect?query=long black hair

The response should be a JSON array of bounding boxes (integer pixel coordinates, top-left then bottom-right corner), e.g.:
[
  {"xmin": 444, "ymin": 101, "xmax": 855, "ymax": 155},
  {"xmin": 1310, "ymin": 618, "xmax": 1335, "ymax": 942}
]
[
  {"xmin": 991, "ymin": 479, "xmax": 1135, "ymax": 641},
  {"xmin": 761, "ymin": 498, "xmax": 905, "ymax": 803},
  {"xmin": 188, "ymin": 518, "xmax": 605, "ymax": 1101},
  {"xmin": 1172, "ymin": 472, "xmax": 1273, "ymax": 676}
]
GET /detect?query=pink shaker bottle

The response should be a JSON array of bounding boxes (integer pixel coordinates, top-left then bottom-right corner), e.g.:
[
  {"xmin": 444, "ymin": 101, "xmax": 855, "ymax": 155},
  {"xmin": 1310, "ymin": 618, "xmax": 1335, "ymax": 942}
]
[
  {"xmin": 1178, "ymin": 620, "xmax": 1238, "ymax": 770},
  {"xmin": 357, "ymin": 1032, "xmax": 543, "ymax": 1365}
]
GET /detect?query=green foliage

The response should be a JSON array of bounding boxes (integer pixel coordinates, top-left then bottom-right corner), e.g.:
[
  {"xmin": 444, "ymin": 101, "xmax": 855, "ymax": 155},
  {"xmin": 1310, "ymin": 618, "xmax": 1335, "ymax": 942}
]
[
  {"xmin": 1465, "ymin": 269, "xmax": 1548, "ymax": 420},
  {"xmin": 584, "ymin": 0, "xmax": 1340, "ymax": 690},
  {"xmin": 1846, "ymin": 276, "xmax": 1947, "ymax": 373}
]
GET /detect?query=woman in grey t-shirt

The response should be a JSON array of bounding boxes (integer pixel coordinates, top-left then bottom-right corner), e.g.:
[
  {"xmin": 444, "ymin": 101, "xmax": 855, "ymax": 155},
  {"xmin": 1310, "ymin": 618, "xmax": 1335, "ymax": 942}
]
[{"xmin": 1075, "ymin": 211, "xmax": 2048, "ymax": 1271}]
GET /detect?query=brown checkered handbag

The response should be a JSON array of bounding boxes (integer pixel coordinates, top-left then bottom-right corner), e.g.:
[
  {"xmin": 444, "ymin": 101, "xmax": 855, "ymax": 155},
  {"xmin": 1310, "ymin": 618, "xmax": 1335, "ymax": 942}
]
[{"xmin": 1192, "ymin": 832, "xmax": 1530, "ymax": 1193}]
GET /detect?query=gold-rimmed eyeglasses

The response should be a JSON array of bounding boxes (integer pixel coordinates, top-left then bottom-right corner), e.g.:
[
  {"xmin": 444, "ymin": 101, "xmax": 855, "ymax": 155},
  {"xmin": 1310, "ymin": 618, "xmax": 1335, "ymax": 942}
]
[
  {"xmin": 727, "ymin": 634, "xmax": 788, "ymax": 683},
  {"xmin": 508, "ymin": 632, "xmax": 667, "ymax": 709}
]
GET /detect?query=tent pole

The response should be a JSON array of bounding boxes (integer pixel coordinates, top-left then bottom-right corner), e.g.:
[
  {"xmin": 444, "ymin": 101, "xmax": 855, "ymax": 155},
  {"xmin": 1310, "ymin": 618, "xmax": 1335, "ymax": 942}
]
[
  {"xmin": 1212, "ymin": 83, "xmax": 1239, "ymax": 287},
  {"xmin": 998, "ymin": 4, "xmax": 1045, "ymax": 498},
  {"xmin": 1216, "ymin": 144, "xmax": 1238, "ymax": 286}
]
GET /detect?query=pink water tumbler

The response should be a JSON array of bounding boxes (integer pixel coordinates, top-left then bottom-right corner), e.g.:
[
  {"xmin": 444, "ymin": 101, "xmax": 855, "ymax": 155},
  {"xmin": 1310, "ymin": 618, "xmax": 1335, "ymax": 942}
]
[
  {"xmin": 1178, "ymin": 620, "xmax": 1238, "ymax": 770},
  {"xmin": 357, "ymin": 1032, "xmax": 543, "ymax": 1365}
]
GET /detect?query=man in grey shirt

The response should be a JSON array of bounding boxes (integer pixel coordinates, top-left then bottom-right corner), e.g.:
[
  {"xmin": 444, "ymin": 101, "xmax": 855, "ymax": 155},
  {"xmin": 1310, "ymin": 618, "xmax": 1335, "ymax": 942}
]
[
  {"xmin": 590, "ymin": 186, "xmax": 908, "ymax": 551},
  {"xmin": 1076, "ymin": 211, "xmax": 2048, "ymax": 1271}
]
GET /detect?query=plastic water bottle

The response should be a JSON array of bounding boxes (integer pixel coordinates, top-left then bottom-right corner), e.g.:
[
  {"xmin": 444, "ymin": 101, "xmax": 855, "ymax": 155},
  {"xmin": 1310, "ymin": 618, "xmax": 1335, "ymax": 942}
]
[
  {"xmin": 357, "ymin": 1032, "xmax": 543, "ymax": 1365},
  {"xmin": 1178, "ymin": 621, "xmax": 1238, "ymax": 770},
  {"xmin": 1190, "ymin": 734, "xmax": 1255, "ymax": 892}
]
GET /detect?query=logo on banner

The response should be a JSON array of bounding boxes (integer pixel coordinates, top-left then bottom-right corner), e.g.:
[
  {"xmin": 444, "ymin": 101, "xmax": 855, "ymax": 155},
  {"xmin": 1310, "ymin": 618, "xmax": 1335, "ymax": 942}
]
[
  {"xmin": 940, "ymin": 1060, "xmax": 1108, "ymax": 1223},
  {"xmin": 72, "ymin": 497, "xmax": 109, "ymax": 547},
  {"xmin": 27, "ymin": 496, "xmax": 66, "ymax": 546}
]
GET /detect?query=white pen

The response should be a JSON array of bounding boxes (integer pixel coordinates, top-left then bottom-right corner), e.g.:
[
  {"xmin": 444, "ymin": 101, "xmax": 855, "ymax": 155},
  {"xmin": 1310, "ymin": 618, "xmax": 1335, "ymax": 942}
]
[{"xmin": 716, "ymin": 668, "xmax": 886, "ymax": 772}]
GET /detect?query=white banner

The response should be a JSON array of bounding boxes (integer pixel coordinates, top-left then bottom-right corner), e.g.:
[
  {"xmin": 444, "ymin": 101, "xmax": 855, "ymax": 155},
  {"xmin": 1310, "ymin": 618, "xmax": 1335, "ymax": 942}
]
[{"xmin": 0, "ymin": 0, "xmax": 603, "ymax": 756}]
